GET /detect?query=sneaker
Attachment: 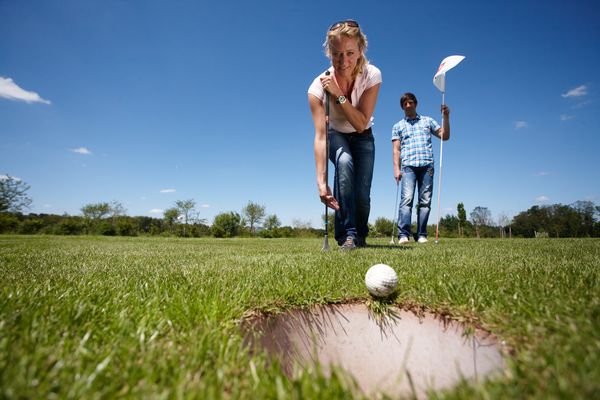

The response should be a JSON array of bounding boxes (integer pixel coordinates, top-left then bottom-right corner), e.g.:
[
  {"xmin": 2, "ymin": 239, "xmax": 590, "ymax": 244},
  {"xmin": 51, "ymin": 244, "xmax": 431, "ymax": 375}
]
[
  {"xmin": 340, "ymin": 237, "xmax": 356, "ymax": 251},
  {"xmin": 417, "ymin": 237, "xmax": 428, "ymax": 244},
  {"xmin": 398, "ymin": 236, "xmax": 409, "ymax": 244},
  {"xmin": 356, "ymin": 237, "xmax": 367, "ymax": 248}
]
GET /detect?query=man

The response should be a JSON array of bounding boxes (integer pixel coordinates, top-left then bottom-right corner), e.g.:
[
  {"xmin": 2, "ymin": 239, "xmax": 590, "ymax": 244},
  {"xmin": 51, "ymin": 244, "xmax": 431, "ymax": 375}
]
[{"xmin": 391, "ymin": 93, "xmax": 450, "ymax": 244}]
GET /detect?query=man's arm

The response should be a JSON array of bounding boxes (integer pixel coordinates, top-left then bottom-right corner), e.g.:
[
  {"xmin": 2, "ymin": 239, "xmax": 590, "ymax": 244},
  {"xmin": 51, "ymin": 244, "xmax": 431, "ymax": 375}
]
[
  {"xmin": 392, "ymin": 139, "xmax": 402, "ymax": 183},
  {"xmin": 434, "ymin": 104, "xmax": 451, "ymax": 140}
]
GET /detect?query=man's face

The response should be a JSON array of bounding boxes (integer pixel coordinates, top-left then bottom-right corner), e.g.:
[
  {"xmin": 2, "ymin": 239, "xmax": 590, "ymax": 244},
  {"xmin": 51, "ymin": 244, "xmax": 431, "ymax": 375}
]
[{"xmin": 402, "ymin": 99, "xmax": 417, "ymax": 116}]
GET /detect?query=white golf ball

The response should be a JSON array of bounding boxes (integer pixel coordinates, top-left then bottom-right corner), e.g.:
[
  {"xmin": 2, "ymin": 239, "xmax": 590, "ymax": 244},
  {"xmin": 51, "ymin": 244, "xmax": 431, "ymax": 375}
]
[{"xmin": 365, "ymin": 264, "xmax": 398, "ymax": 297}]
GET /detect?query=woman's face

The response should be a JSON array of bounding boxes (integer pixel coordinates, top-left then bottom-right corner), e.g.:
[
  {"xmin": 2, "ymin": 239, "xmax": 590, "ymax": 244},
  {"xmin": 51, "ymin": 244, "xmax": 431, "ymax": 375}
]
[{"xmin": 329, "ymin": 35, "xmax": 360, "ymax": 75}]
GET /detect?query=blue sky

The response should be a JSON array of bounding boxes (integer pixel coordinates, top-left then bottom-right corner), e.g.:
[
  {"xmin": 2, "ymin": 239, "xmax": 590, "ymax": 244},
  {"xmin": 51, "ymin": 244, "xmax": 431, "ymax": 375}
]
[{"xmin": 1, "ymin": 0, "xmax": 599, "ymax": 227}]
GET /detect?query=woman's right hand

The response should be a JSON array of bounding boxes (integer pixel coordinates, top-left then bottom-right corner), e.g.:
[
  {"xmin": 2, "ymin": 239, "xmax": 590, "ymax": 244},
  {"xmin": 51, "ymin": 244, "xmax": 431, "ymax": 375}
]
[
  {"xmin": 320, "ymin": 186, "xmax": 340, "ymax": 210},
  {"xmin": 320, "ymin": 74, "xmax": 341, "ymax": 97}
]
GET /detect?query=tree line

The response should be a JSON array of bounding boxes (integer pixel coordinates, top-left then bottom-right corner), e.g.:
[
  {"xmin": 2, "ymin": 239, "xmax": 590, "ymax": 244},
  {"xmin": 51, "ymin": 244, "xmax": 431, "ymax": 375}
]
[
  {"xmin": 367, "ymin": 201, "xmax": 599, "ymax": 239},
  {"xmin": 0, "ymin": 198, "xmax": 323, "ymax": 238},
  {"xmin": 1, "ymin": 174, "xmax": 599, "ymax": 238}
]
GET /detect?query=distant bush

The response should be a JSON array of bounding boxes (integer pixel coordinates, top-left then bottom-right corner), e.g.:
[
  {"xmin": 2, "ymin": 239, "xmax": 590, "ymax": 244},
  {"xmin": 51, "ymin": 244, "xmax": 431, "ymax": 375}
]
[
  {"xmin": 212, "ymin": 212, "xmax": 241, "ymax": 238},
  {"xmin": 54, "ymin": 218, "xmax": 85, "ymax": 235},
  {"xmin": 0, "ymin": 213, "xmax": 19, "ymax": 233}
]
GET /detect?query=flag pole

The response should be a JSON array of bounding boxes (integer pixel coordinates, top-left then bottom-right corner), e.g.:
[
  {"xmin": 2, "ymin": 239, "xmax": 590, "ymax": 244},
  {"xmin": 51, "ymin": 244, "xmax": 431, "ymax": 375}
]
[
  {"xmin": 432, "ymin": 55, "xmax": 464, "ymax": 244},
  {"xmin": 435, "ymin": 91, "xmax": 445, "ymax": 244}
]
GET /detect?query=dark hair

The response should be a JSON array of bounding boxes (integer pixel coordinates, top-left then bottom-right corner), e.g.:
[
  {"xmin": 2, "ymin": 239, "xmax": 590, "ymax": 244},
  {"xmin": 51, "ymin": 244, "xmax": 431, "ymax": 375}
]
[{"xmin": 400, "ymin": 92, "xmax": 418, "ymax": 109}]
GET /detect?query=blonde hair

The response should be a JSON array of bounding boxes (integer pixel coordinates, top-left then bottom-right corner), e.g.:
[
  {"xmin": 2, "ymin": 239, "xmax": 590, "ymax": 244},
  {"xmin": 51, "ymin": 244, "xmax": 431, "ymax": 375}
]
[{"xmin": 324, "ymin": 22, "xmax": 368, "ymax": 79}]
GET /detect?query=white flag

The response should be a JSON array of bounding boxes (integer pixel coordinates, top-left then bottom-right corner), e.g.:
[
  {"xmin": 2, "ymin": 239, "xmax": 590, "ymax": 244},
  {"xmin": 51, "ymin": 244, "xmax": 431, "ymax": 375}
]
[{"xmin": 433, "ymin": 55, "xmax": 465, "ymax": 92}]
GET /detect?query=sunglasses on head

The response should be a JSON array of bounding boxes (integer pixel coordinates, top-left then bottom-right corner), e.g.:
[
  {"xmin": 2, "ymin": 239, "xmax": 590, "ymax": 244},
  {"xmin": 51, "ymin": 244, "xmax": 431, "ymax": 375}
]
[{"xmin": 329, "ymin": 19, "xmax": 359, "ymax": 31}]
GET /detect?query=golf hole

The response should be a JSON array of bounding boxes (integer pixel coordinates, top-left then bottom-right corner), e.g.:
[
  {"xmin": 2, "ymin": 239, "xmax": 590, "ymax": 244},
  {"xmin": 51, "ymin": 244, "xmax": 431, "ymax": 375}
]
[{"xmin": 244, "ymin": 303, "xmax": 506, "ymax": 398}]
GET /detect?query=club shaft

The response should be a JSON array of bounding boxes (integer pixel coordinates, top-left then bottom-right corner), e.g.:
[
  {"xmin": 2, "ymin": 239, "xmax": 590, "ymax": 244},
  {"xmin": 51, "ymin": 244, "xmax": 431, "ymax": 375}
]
[
  {"xmin": 391, "ymin": 182, "xmax": 399, "ymax": 243},
  {"xmin": 322, "ymin": 71, "xmax": 331, "ymax": 250}
]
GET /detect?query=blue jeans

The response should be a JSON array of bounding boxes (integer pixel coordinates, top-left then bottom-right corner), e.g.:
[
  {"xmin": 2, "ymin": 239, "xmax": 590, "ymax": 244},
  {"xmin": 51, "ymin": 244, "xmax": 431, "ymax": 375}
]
[
  {"xmin": 398, "ymin": 164, "xmax": 434, "ymax": 239},
  {"xmin": 329, "ymin": 130, "xmax": 375, "ymax": 245}
]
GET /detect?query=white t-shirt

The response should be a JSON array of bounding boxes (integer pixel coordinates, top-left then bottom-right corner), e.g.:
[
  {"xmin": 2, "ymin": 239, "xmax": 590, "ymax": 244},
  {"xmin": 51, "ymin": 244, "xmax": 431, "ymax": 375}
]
[{"xmin": 308, "ymin": 64, "xmax": 382, "ymax": 133}]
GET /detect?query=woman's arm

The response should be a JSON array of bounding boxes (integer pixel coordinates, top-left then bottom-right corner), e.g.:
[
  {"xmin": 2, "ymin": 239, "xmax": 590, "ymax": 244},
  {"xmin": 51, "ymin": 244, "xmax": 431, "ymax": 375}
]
[
  {"xmin": 309, "ymin": 94, "xmax": 339, "ymax": 210},
  {"xmin": 337, "ymin": 82, "xmax": 381, "ymax": 132}
]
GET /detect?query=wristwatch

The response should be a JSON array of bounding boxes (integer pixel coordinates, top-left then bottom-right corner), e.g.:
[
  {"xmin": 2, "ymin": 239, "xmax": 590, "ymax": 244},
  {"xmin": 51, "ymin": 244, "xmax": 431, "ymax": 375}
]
[{"xmin": 337, "ymin": 95, "xmax": 347, "ymax": 105}]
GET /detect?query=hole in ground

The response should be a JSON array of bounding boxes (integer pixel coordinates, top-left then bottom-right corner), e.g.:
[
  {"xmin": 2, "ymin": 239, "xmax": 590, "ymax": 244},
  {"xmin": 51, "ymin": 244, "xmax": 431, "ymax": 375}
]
[{"xmin": 244, "ymin": 303, "xmax": 506, "ymax": 398}]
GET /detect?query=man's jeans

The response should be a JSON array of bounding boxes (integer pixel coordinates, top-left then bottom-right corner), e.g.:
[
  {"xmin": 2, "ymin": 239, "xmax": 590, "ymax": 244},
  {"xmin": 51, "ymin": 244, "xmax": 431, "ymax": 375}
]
[
  {"xmin": 329, "ymin": 130, "xmax": 375, "ymax": 245},
  {"xmin": 398, "ymin": 164, "xmax": 434, "ymax": 239}
]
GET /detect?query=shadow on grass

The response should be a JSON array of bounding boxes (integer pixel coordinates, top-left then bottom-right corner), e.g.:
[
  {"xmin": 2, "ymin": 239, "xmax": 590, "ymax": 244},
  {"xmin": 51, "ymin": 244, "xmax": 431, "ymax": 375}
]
[{"xmin": 360, "ymin": 243, "xmax": 415, "ymax": 250}]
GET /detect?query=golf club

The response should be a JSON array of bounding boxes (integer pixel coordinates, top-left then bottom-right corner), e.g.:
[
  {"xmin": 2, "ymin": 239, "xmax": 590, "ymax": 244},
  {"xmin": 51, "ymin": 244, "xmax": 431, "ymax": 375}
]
[
  {"xmin": 390, "ymin": 181, "xmax": 399, "ymax": 244},
  {"xmin": 322, "ymin": 70, "xmax": 331, "ymax": 251}
]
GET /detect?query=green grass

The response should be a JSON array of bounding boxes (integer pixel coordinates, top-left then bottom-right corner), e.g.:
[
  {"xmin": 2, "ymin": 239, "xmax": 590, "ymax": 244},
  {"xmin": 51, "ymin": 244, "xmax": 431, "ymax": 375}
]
[{"xmin": 1, "ymin": 235, "xmax": 599, "ymax": 399}]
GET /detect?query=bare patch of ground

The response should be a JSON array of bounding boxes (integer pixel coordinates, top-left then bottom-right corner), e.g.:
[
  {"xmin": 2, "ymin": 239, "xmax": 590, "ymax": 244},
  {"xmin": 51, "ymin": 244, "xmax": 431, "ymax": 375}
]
[{"xmin": 244, "ymin": 303, "xmax": 505, "ymax": 398}]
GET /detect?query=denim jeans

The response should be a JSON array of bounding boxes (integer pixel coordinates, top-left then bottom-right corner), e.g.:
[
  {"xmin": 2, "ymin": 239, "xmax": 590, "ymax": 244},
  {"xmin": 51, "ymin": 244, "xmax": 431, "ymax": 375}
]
[
  {"xmin": 329, "ymin": 130, "xmax": 375, "ymax": 245},
  {"xmin": 398, "ymin": 164, "xmax": 434, "ymax": 239}
]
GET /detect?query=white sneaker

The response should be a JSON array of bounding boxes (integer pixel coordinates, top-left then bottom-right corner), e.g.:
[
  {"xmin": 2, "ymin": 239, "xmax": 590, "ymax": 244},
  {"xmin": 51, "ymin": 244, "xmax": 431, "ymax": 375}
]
[
  {"xmin": 398, "ymin": 236, "xmax": 409, "ymax": 244},
  {"xmin": 417, "ymin": 237, "xmax": 428, "ymax": 244}
]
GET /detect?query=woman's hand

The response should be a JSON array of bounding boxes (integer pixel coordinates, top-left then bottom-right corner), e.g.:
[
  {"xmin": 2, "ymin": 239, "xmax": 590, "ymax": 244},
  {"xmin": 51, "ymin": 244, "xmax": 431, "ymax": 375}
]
[
  {"xmin": 320, "ymin": 186, "xmax": 340, "ymax": 210},
  {"xmin": 320, "ymin": 74, "xmax": 341, "ymax": 97}
]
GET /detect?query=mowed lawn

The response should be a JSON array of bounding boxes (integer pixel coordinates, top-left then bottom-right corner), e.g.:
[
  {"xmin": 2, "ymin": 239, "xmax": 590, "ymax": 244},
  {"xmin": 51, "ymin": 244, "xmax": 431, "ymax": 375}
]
[{"xmin": 1, "ymin": 235, "xmax": 598, "ymax": 399}]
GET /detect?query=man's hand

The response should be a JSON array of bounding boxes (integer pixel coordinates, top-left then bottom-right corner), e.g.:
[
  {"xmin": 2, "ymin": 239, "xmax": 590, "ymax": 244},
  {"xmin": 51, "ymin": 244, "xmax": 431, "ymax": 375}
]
[
  {"xmin": 394, "ymin": 166, "xmax": 402, "ymax": 184},
  {"xmin": 441, "ymin": 104, "xmax": 450, "ymax": 117}
]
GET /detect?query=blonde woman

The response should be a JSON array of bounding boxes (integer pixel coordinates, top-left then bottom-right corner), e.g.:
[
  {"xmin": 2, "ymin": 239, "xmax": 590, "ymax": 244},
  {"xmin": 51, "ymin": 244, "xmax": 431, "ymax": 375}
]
[{"xmin": 308, "ymin": 20, "xmax": 382, "ymax": 250}]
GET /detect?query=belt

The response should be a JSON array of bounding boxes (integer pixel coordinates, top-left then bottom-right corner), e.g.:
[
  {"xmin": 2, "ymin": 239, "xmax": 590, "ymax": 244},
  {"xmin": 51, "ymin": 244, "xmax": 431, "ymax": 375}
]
[{"xmin": 335, "ymin": 127, "xmax": 372, "ymax": 137}]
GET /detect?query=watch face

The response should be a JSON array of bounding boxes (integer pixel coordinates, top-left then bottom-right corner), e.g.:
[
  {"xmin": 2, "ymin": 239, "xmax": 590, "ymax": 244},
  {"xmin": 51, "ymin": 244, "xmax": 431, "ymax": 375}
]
[{"xmin": 338, "ymin": 95, "xmax": 346, "ymax": 104}]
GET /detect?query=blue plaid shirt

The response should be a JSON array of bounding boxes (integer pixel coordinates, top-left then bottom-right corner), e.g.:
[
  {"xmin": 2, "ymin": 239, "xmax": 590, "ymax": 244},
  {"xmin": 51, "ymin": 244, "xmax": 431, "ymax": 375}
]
[{"xmin": 391, "ymin": 114, "xmax": 440, "ymax": 167}]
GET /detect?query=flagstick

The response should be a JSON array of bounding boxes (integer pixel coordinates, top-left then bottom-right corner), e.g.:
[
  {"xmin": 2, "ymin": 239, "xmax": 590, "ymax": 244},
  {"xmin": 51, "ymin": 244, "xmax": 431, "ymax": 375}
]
[{"xmin": 435, "ymin": 92, "xmax": 445, "ymax": 244}]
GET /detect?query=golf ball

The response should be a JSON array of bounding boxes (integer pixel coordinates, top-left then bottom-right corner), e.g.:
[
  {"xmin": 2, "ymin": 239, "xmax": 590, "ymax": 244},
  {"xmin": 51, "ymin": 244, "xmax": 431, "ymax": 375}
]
[{"xmin": 365, "ymin": 264, "xmax": 398, "ymax": 297}]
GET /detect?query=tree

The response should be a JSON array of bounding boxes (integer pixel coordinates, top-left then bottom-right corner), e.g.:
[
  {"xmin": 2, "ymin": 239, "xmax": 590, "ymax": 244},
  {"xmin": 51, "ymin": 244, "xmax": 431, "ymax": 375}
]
[
  {"xmin": 175, "ymin": 199, "xmax": 197, "ymax": 237},
  {"xmin": 439, "ymin": 215, "xmax": 459, "ymax": 237},
  {"xmin": 571, "ymin": 200, "xmax": 597, "ymax": 237},
  {"xmin": 373, "ymin": 217, "xmax": 394, "ymax": 237},
  {"xmin": 107, "ymin": 200, "xmax": 127, "ymax": 232},
  {"xmin": 212, "ymin": 212, "xmax": 241, "ymax": 238},
  {"xmin": 512, "ymin": 203, "xmax": 597, "ymax": 238},
  {"xmin": 264, "ymin": 214, "xmax": 281, "ymax": 231},
  {"xmin": 260, "ymin": 214, "xmax": 282, "ymax": 238},
  {"xmin": 0, "ymin": 174, "xmax": 32, "ymax": 212},
  {"xmin": 81, "ymin": 202, "xmax": 111, "ymax": 220},
  {"xmin": 242, "ymin": 201, "xmax": 266, "ymax": 234},
  {"xmin": 457, "ymin": 203, "xmax": 466, "ymax": 237},
  {"xmin": 497, "ymin": 212, "xmax": 510, "ymax": 238},
  {"xmin": 293, "ymin": 218, "xmax": 313, "ymax": 229},
  {"xmin": 81, "ymin": 202, "xmax": 111, "ymax": 233},
  {"xmin": 470, "ymin": 206, "xmax": 492, "ymax": 238},
  {"xmin": 163, "ymin": 207, "xmax": 179, "ymax": 234}
]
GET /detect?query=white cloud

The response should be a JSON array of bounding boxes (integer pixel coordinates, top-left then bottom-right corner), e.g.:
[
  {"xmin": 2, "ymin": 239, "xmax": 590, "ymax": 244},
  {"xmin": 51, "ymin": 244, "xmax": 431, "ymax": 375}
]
[
  {"xmin": 43, "ymin": 204, "xmax": 52, "ymax": 209},
  {"xmin": 149, "ymin": 208, "xmax": 164, "ymax": 214},
  {"xmin": 572, "ymin": 100, "xmax": 592, "ymax": 109},
  {"xmin": 515, "ymin": 121, "xmax": 528, "ymax": 129},
  {"xmin": 0, "ymin": 77, "xmax": 51, "ymax": 104},
  {"xmin": 535, "ymin": 195, "xmax": 550, "ymax": 203},
  {"xmin": 69, "ymin": 147, "xmax": 92, "ymax": 155},
  {"xmin": 160, "ymin": 189, "xmax": 176, "ymax": 193},
  {"xmin": 200, "ymin": 204, "xmax": 211, "ymax": 208},
  {"xmin": 562, "ymin": 85, "xmax": 587, "ymax": 98},
  {"xmin": 560, "ymin": 114, "xmax": 575, "ymax": 121},
  {"xmin": 533, "ymin": 172, "xmax": 549, "ymax": 177}
]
